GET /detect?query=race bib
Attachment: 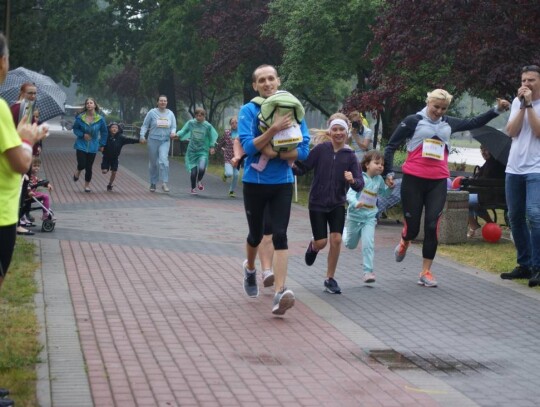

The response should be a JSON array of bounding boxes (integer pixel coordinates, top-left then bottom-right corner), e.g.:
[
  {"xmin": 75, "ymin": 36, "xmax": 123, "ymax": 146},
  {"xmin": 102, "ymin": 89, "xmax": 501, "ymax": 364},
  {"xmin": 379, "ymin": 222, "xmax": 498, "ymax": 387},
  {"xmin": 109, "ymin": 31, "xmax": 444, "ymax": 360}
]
[
  {"xmin": 421, "ymin": 138, "xmax": 445, "ymax": 160},
  {"xmin": 272, "ymin": 125, "xmax": 303, "ymax": 152},
  {"xmin": 358, "ymin": 189, "xmax": 378, "ymax": 209},
  {"xmin": 157, "ymin": 117, "xmax": 169, "ymax": 128}
]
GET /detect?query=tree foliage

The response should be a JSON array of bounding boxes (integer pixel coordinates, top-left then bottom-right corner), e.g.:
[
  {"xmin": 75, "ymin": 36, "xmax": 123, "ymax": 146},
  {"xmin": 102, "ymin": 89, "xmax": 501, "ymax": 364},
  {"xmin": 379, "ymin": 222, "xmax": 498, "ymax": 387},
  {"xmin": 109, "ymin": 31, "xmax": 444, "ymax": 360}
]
[
  {"xmin": 7, "ymin": 0, "xmax": 113, "ymax": 86},
  {"xmin": 200, "ymin": 0, "xmax": 283, "ymax": 103},
  {"xmin": 343, "ymin": 0, "xmax": 540, "ymax": 139},
  {"xmin": 264, "ymin": 0, "xmax": 378, "ymax": 116}
]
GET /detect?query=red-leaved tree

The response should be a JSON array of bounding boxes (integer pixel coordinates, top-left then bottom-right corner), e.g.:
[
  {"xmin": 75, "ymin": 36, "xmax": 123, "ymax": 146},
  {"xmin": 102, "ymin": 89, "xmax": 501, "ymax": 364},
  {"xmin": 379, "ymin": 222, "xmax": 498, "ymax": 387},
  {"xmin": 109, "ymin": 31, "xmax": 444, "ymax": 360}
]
[{"xmin": 345, "ymin": 0, "xmax": 540, "ymax": 140}]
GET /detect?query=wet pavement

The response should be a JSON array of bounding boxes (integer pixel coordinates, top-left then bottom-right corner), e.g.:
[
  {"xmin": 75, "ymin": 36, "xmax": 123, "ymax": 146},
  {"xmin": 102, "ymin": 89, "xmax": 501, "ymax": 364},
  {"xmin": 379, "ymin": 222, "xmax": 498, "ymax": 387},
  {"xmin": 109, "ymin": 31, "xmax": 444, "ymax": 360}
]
[{"xmin": 29, "ymin": 130, "xmax": 540, "ymax": 407}]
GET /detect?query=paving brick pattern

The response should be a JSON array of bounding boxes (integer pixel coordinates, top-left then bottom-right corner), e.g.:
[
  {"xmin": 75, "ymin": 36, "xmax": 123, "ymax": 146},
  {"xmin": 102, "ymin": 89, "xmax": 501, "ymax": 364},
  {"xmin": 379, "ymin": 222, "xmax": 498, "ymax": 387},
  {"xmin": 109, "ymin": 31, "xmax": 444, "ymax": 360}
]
[{"xmin": 31, "ymin": 132, "xmax": 540, "ymax": 407}]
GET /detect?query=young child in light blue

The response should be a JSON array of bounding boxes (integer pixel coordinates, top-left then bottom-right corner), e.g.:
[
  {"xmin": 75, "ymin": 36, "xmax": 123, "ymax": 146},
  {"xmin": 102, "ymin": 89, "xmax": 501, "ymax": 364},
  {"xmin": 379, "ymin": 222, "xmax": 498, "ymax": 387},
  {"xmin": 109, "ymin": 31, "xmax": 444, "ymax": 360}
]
[{"xmin": 344, "ymin": 150, "xmax": 395, "ymax": 283}]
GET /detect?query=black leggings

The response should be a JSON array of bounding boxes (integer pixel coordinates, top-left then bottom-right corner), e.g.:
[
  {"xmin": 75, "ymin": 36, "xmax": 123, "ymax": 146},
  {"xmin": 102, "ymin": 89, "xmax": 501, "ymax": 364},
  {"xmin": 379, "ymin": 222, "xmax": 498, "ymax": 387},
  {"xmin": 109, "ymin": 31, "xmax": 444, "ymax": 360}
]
[
  {"xmin": 309, "ymin": 206, "xmax": 346, "ymax": 241},
  {"xmin": 243, "ymin": 183, "xmax": 293, "ymax": 250},
  {"xmin": 76, "ymin": 150, "xmax": 97, "ymax": 182},
  {"xmin": 190, "ymin": 165, "xmax": 206, "ymax": 189},
  {"xmin": 0, "ymin": 224, "xmax": 17, "ymax": 278},
  {"xmin": 400, "ymin": 173, "xmax": 447, "ymax": 260}
]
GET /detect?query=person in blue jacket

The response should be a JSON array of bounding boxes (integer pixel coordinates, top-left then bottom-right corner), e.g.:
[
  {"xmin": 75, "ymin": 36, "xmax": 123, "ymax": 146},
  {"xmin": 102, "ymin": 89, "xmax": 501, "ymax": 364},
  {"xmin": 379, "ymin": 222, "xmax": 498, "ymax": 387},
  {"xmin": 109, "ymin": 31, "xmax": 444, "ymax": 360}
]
[
  {"xmin": 72, "ymin": 97, "xmax": 108, "ymax": 193},
  {"xmin": 238, "ymin": 64, "xmax": 310, "ymax": 316}
]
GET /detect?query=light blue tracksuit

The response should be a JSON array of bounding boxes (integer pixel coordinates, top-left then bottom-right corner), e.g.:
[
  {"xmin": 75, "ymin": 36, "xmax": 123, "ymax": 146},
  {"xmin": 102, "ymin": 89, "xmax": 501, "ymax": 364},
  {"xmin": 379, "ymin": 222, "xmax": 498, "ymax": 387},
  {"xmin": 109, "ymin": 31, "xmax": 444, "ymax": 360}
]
[
  {"xmin": 140, "ymin": 108, "xmax": 177, "ymax": 184},
  {"xmin": 344, "ymin": 173, "xmax": 392, "ymax": 274}
]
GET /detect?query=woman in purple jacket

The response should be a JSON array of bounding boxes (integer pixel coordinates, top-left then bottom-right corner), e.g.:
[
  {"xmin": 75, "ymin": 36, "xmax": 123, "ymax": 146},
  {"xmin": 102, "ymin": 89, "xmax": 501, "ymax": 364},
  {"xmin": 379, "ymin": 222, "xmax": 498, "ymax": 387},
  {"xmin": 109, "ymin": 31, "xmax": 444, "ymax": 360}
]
[{"xmin": 294, "ymin": 115, "xmax": 364, "ymax": 294}]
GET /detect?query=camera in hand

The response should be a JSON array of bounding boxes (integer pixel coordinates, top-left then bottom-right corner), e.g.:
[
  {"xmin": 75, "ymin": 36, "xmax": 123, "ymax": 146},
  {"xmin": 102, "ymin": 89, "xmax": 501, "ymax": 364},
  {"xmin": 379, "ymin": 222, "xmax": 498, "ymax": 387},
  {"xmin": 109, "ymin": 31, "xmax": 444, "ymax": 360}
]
[{"xmin": 352, "ymin": 121, "xmax": 360, "ymax": 129}]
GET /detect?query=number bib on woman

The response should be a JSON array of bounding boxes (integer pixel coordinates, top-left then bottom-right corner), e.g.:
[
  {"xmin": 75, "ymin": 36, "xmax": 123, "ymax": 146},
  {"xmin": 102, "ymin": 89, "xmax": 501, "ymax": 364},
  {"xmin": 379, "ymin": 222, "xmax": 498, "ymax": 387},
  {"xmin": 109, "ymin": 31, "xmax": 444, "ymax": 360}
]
[{"xmin": 421, "ymin": 138, "xmax": 445, "ymax": 160}]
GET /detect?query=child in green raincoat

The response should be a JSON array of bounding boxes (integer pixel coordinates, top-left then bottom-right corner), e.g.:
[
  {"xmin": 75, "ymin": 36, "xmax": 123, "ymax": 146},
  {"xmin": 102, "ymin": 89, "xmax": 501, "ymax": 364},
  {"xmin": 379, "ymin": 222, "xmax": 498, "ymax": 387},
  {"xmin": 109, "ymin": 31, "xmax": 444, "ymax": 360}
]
[{"xmin": 176, "ymin": 108, "xmax": 218, "ymax": 194}]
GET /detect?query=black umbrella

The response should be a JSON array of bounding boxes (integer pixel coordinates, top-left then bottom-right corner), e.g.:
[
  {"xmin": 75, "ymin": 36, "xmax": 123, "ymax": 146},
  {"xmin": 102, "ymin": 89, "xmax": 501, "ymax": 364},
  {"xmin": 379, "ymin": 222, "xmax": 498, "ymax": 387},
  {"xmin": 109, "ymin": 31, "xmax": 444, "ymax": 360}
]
[
  {"xmin": 0, "ymin": 67, "xmax": 66, "ymax": 123},
  {"xmin": 470, "ymin": 125, "xmax": 511, "ymax": 165}
]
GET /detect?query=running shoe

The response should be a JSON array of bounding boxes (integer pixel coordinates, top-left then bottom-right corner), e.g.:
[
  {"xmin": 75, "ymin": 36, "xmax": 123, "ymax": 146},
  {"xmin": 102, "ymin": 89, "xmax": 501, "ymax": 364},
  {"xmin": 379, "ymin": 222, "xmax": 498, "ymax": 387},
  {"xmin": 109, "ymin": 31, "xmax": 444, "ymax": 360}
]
[
  {"xmin": 528, "ymin": 267, "xmax": 540, "ymax": 288},
  {"xmin": 198, "ymin": 182, "xmax": 204, "ymax": 191},
  {"xmin": 418, "ymin": 270, "xmax": 438, "ymax": 287},
  {"xmin": 149, "ymin": 184, "xmax": 156, "ymax": 192},
  {"xmin": 272, "ymin": 288, "xmax": 295, "ymax": 315},
  {"xmin": 0, "ymin": 398, "xmax": 14, "ymax": 407},
  {"xmin": 107, "ymin": 184, "xmax": 113, "ymax": 191},
  {"xmin": 242, "ymin": 260, "xmax": 259, "ymax": 298},
  {"xmin": 190, "ymin": 188, "xmax": 198, "ymax": 195},
  {"xmin": 222, "ymin": 173, "xmax": 227, "ymax": 182},
  {"xmin": 162, "ymin": 183, "xmax": 170, "ymax": 192},
  {"xmin": 394, "ymin": 238, "xmax": 410, "ymax": 262},
  {"xmin": 261, "ymin": 269, "xmax": 275, "ymax": 287},
  {"xmin": 324, "ymin": 278, "xmax": 342, "ymax": 294},
  {"xmin": 500, "ymin": 265, "xmax": 531, "ymax": 280},
  {"xmin": 229, "ymin": 191, "xmax": 236, "ymax": 198},
  {"xmin": 305, "ymin": 241, "xmax": 318, "ymax": 266},
  {"xmin": 363, "ymin": 272, "xmax": 376, "ymax": 283}
]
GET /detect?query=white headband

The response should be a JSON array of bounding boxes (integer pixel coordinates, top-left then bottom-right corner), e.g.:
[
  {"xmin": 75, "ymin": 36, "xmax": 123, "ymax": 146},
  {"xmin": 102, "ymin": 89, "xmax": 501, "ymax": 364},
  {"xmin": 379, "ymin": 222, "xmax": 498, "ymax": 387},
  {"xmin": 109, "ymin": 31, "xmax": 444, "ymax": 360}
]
[{"xmin": 328, "ymin": 119, "xmax": 349, "ymax": 132}]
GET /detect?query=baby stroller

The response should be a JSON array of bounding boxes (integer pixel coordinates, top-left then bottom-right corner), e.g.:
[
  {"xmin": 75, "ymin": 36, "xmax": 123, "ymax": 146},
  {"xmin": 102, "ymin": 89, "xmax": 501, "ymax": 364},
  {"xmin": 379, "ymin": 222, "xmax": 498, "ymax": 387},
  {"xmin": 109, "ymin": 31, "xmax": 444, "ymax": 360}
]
[{"xmin": 24, "ymin": 179, "xmax": 56, "ymax": 232}]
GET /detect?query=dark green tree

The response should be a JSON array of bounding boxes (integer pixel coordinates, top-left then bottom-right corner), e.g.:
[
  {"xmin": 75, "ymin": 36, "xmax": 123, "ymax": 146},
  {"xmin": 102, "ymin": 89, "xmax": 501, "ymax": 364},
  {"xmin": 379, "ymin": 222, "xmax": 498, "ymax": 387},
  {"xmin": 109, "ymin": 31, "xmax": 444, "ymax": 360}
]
[{"xmin": 264, "ymin": 0, "xmax": 378, "ymax": 117}]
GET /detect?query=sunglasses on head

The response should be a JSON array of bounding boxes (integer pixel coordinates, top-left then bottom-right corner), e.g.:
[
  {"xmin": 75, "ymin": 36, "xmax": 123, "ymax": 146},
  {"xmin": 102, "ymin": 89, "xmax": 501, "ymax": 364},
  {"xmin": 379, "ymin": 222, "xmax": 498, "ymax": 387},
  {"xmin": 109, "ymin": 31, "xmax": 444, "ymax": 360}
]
[{"xmin": 522, "ymin": 65, "xmax": 540, "ymax": 74}]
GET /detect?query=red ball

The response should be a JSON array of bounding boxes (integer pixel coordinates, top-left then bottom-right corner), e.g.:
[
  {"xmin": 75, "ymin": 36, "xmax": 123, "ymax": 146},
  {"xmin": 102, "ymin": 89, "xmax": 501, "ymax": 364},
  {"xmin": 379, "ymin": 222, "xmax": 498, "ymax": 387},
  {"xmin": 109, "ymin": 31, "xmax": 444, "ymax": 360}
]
[
  {"xmin": 482, "ymin": 222, "xmax": 502, "ymax": 243},
  {"xmin": 451, "ymin": 176, "xmax": 464, "ymax": 190}
]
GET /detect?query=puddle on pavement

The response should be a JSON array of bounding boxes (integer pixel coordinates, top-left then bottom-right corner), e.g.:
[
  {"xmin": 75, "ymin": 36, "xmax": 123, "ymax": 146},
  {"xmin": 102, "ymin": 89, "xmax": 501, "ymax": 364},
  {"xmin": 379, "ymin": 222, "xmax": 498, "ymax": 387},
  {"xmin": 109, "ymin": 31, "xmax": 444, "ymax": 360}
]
[
  {"xmin": 365, "ymin": 349, "xmax": 492, "ymax": 374},
  {"xmin": 367, "ymin": 349, "xmax": 418, "ymax": 369}
]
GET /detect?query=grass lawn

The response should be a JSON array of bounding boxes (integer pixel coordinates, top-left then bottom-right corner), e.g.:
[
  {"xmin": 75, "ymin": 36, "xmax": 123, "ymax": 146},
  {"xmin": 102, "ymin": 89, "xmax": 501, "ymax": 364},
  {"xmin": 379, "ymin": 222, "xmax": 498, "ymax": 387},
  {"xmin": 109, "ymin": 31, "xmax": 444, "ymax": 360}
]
[{"xmin": 0, "ymin": 238, "xmax": 41, "ymax": 406}]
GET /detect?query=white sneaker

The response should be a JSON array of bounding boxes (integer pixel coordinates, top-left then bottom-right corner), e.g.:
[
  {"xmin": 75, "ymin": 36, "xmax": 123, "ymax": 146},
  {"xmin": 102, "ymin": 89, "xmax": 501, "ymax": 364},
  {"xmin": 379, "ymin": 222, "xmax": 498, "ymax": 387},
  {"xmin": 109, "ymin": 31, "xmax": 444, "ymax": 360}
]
[
  {"xmin": 162, "ymin": 183, "xmax": 170, "ymax": 192},
  {"xmin": 261, "ymin": 269, "xmax": 275, "ymax": 287}
]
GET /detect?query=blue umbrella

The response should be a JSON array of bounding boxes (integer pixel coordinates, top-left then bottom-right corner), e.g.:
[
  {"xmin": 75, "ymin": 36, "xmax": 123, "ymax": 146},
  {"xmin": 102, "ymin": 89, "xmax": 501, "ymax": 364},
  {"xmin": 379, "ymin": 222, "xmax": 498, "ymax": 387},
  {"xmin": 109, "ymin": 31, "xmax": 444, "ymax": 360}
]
[{"xmin": 0, "ymin": 67, "xmax": 66, "ymax": 123}]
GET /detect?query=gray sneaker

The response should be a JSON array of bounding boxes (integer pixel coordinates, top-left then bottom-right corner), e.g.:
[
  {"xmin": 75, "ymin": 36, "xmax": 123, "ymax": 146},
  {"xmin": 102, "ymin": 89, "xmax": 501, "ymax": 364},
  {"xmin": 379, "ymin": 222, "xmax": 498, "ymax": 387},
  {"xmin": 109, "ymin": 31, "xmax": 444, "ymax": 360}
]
[
  {"xmin": 394, "ymin": 239, "xmax": 409, "ymax": 262},
  {"xmin": 261, "ymin": 269, "xmax": 275, "ymax": 287},
  {"xmin": 272, "ymin": 288, "xmax": 295, "ymax": 315},
  {"xmin": 242, "ymin": 260, "xmax": 259, "ymax": 298}
]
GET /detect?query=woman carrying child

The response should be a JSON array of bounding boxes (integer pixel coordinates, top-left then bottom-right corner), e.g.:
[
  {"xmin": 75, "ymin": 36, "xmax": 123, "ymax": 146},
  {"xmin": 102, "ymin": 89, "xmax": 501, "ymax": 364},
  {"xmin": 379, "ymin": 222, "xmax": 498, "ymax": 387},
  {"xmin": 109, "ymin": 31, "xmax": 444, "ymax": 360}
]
[
  {"xmin": 295, "ymin": 113, "xmax": 364, "ymax": 294},
  {"xmin": 344, "ymin": 151, "xmax": 394, "ymax": 283}
]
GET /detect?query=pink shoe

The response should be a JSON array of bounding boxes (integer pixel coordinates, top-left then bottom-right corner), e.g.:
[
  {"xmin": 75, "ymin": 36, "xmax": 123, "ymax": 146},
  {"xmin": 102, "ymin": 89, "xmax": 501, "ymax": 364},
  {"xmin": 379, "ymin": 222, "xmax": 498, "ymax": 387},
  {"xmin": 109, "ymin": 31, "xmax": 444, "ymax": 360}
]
[
  {"xmin": 250, "ymin": 154, "xmax": 270, "ymax": 172},
  {"xmin": 197, "ymin": 182, "xmax": 204, "ymax": 191},
  {"xmin": 363, "ymin": 272, "xmax": 376, "ymax": 283},
  {"xmin": 190, "ymin": 188, "xmax": 198, "ymax": 195}
]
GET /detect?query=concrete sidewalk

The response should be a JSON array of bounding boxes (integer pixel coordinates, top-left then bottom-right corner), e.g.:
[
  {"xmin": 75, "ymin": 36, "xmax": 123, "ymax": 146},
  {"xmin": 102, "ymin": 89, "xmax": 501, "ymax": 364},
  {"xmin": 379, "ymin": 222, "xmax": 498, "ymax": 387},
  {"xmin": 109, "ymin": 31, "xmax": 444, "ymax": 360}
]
[{"xmin": 29, "ymin": 131, "xmax": 540, "ymax": 406}]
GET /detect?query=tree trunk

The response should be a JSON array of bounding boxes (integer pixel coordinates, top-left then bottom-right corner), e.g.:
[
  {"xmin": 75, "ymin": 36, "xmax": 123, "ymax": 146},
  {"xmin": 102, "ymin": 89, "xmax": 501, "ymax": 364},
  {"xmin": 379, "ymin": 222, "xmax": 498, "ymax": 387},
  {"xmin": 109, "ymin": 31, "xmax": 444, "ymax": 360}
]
[{"xmin": 158, "ymin": 70, "xmax": 177, "ymax": 117}]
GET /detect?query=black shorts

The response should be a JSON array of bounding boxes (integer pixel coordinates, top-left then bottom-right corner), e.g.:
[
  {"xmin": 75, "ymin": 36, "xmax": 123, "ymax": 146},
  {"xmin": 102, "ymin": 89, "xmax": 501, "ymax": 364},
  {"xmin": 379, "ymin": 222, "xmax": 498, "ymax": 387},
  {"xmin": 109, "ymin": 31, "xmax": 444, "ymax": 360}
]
[
  {"xmin": 309, "ymin": 205, "xmax": 346, "ymax": 241},
  {"xmin": 101, "ymin": 155, "xmax": 119, "ymax": 172}
]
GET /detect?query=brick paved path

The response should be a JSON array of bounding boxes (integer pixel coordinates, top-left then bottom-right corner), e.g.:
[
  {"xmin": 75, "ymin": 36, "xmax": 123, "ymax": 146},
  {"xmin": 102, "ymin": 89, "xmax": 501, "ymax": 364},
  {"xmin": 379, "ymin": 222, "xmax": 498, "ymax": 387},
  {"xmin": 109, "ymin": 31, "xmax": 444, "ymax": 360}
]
[{"xmin": 31, "ymin": 131, "xmax": 540, "ymax": 407}]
